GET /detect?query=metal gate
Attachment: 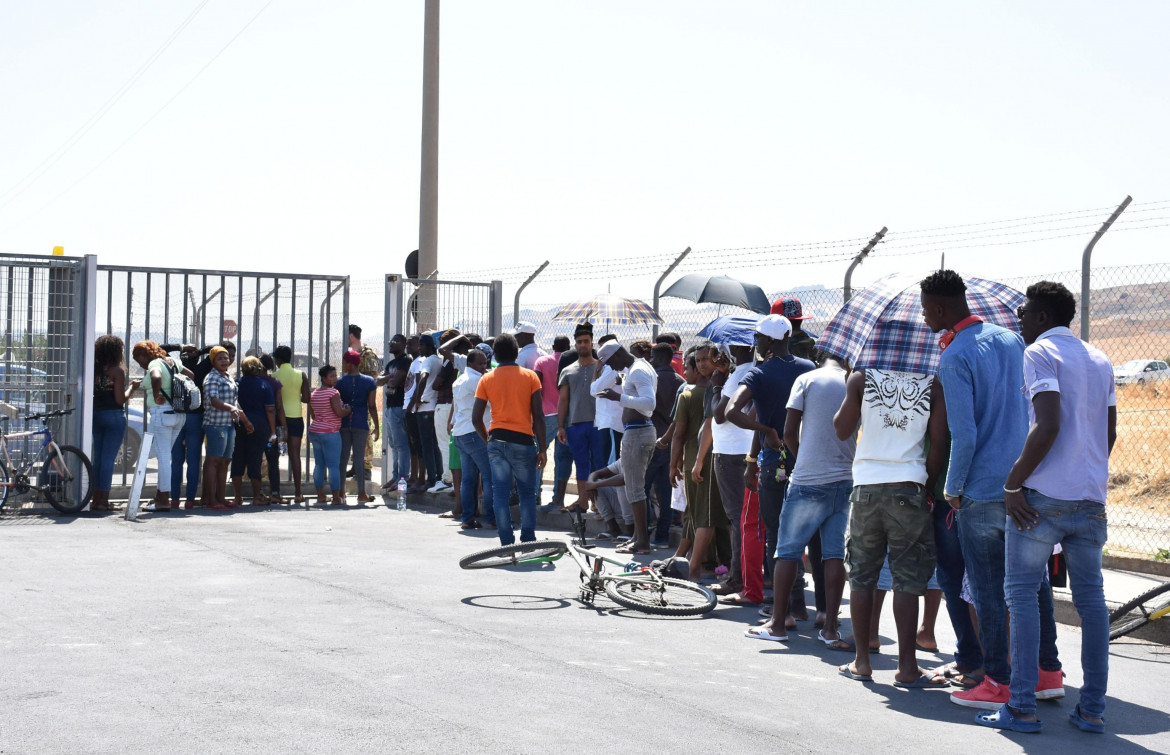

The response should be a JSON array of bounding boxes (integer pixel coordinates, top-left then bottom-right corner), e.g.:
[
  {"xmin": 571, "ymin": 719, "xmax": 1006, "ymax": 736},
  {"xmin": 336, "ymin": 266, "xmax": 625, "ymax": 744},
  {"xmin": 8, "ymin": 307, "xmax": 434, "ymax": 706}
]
[
  {"xmin": 380, "ymin": 275, "xmax": 502, "ymax": 483},
  {"xmin": 96, "ymin": 265, "xmax": 349, "ymax": 488},
  {"xmin": 0, "ymin": 253, "xmax": 95, "ymax": 499},
  {"xmin": 383, "ymin": 275, "xmax": 502, "ymax": 339}
]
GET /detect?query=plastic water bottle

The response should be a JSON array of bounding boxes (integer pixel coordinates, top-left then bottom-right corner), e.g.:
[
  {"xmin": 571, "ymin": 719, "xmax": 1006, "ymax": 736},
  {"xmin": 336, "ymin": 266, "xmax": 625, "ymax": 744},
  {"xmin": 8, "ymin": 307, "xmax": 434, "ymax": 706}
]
[
  {"xmin": 279, "ymin": 441, "xmax": 287, "ymax": 456},
  {"xmin": 396, "ymin": 477, "xmax": 407, "ymax": 511}
]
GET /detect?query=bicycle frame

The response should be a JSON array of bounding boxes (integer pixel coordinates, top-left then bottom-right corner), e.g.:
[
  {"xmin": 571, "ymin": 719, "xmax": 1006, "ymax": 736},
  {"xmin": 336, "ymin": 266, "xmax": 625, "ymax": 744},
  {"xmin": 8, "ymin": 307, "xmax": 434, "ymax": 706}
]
[{"xmin": 0, "ymin": 423, "xmax": 67, "ymax": 485}]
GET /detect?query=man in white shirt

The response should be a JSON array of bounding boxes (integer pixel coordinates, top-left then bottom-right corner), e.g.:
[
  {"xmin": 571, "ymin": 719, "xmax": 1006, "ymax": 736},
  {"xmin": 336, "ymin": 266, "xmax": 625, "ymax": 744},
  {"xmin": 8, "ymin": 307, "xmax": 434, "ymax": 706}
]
[
  {"xmin": 405, "ymin": 333, "xmax": 444, "ymax": 493},
  {"xmin": 598, "ymin": 341, "xmax": 658, "ymax": 555},
  {"xmin": 710, "ymin": 340, "xmax": 756, "ymax": 597},
  {"xmin": 515, "ymin": 321, "xmax": 545, "ymax": 371},
  {"xmin": 451, "ymin": 348, "xmax": 493, "ymax": 530}
]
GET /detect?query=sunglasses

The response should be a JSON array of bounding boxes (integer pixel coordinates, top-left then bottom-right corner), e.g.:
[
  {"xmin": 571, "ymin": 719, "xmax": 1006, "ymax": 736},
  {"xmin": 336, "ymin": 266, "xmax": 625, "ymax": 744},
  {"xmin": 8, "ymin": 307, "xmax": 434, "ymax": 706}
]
[{"xmin": 1016, "ymin": 306, "xmax": 1038, "ymax": 319}]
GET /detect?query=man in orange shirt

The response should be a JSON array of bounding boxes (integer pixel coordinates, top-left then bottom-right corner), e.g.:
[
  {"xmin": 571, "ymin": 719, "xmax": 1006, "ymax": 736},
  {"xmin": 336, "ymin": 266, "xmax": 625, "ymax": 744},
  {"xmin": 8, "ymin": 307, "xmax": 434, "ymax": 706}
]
[{"xmin": 473, "ymin": 333, "xmax": 548, "ymax": 545}]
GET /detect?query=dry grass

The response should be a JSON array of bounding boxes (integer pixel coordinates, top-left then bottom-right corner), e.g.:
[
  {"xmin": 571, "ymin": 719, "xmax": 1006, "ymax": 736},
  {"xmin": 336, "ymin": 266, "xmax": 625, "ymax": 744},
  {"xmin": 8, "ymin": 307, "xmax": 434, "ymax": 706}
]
[{"xmin": 1107, "ymin": 383, "xmax": 1170, "ymax": 558}]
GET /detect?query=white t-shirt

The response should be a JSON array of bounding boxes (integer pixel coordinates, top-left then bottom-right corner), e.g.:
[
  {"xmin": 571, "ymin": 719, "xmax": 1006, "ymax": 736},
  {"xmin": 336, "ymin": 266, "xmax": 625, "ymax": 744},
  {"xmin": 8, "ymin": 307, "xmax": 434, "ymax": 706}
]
[
  {"xmin": 712, "ymin": 362, "xmax": 754, "ymax": 455},
  {"xmin": 415, "ymin": 354, "xmax": 442, "ymax": 412},
  {"xmin": 591, "ymin": 365, "xmax": 624, "ymax": 433},
  {"xmin": 402, "ymin": 358, "xmax": 424, "ymax": 406},
  {"xmin": 852, "ymin": 368, "xmax": 931, "ymax": 486}
]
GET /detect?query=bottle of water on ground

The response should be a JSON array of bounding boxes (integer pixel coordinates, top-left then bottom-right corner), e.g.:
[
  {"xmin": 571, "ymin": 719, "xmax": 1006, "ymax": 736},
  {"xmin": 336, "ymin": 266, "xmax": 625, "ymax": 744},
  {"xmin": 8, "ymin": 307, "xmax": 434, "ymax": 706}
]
[{"xmin": 397, "ymin": 477, "xmax": 407, "ymax": 511}]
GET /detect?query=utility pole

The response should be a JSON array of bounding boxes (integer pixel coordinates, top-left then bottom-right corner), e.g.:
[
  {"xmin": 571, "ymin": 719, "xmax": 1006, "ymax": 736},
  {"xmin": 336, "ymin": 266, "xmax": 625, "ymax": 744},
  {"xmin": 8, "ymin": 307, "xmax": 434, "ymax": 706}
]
[
  {"xmin": 417, "ymin": 0, "xmax": 440, "ymax": 330},
  {"xmin": 843, "ymin": 227, "xmax": 888, "ymax": 303}
]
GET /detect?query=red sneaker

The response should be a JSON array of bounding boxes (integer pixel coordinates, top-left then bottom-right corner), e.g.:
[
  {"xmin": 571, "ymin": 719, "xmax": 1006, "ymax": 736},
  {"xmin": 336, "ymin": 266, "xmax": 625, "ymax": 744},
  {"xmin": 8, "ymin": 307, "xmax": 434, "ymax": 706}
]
[
  {"xmin": 950, "ymin": 677, "xmax": 1010, "ymax": 710},
  {"xmin": 1035, "ymin": 668, "xmax": 1066, "ymax": 700}
]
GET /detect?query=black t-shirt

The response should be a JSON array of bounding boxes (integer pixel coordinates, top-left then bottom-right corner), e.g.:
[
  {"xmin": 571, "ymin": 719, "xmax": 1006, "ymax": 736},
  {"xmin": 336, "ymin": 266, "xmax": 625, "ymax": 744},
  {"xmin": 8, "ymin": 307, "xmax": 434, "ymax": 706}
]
[{"xmin": 382, "ymin": 354, "xmax": 413, "ymax": 408}]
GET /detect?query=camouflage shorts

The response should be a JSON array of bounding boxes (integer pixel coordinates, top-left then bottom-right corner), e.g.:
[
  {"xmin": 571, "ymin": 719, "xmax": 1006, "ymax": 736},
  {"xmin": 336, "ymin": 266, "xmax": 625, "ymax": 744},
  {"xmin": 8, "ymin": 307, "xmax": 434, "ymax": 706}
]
[{"xmin": 845, "ymin": 483, "xmax": 936, "ymax": 596}]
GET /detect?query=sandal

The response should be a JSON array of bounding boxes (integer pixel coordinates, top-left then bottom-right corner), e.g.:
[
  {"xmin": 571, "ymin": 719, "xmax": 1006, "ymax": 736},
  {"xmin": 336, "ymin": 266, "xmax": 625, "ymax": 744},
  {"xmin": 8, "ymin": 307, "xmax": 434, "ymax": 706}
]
[{"xmin": 615, "ymin": 543, "xmax": 652, "ymax": 555}]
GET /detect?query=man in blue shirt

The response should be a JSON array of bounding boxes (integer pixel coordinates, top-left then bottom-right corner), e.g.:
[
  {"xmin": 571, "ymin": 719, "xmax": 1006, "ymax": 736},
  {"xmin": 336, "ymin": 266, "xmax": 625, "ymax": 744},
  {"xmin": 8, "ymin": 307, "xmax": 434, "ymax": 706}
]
[
  {"xmin": 726, "ymin": 314, "xmax": 815, "ymax": 640},
  {"xmin": 920, "ymin": 270, "xmax": 1063, "ymax": 710},
  {"xmin": 337, "ymin": 350, "xmax": 379, "ymax": 504}
]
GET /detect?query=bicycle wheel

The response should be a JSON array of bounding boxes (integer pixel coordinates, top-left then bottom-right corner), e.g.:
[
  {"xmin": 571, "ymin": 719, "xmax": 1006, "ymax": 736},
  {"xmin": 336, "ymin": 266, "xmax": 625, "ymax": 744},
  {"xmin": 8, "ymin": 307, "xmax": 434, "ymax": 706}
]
[
  {"xmin": 1109, "ymin": 581, "xmax": 1170, "ymax": 640},
  {"xmin": 459, "ymin": 540, "xmax": 568, "ymax": 570},
  {"xmin": 0, "ymin": 460, "xmax": 9, "ymax": 510},
  {"xmin": 605, "ymin": 576, "xmax": 717, "ymax": 616},
  {"xmin": 39, "ymin": 445, "xmax": 93, "ymax": 514}
]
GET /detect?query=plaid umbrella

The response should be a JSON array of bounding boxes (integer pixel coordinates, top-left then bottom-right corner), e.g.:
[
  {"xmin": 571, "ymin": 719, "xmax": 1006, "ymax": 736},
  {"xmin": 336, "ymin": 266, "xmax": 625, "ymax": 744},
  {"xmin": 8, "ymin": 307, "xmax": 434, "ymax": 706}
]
[
  {"xmin": 818, "ymin": 271, "xmax": 1025, "ymax": 375},
  {"xmin": 552, "ymin": 293, "xmax": 663, "ymax": 326}
]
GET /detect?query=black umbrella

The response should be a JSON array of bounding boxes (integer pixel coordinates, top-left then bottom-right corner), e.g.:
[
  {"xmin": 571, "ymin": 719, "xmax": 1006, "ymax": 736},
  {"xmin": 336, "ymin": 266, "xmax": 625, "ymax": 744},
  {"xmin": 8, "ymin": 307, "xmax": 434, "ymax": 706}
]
[{"xmin": 660, "ymin": 274, "xmax": 771, "ymax": 314}]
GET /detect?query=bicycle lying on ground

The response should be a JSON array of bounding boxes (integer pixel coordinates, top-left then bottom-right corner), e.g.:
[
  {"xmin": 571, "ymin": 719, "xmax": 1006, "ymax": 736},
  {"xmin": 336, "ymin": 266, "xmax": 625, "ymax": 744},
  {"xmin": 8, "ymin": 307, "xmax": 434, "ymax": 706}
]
[
  {"xmin": 0, "ymin": 409, "xmax": 93, "ymax": 514},
  {"xmin": 1109, "ymin": 580, "xmax": 1170, "ymax": 640},
  {"xmin": 459, "ymin": 511, "xmax": 716, "ymax": 616}
]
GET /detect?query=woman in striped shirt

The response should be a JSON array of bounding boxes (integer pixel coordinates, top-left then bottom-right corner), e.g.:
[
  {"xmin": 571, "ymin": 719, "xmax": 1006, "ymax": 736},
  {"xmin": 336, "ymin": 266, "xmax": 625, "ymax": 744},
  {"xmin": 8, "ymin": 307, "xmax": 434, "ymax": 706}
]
[{"xmin": 307, "ymin": 365, "xmax": 351, "ymax": 505}]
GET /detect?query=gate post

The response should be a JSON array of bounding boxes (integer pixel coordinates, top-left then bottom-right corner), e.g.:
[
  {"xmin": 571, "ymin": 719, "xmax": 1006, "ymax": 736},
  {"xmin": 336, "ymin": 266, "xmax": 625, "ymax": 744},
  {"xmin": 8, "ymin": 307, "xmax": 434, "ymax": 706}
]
[
  {"xmin": 79, "ymin": 255, "xmax": 98, "ymax": 459},
  {"xmin": 489, "ymin": 280, "xmax": 503, "ymax": 337}
]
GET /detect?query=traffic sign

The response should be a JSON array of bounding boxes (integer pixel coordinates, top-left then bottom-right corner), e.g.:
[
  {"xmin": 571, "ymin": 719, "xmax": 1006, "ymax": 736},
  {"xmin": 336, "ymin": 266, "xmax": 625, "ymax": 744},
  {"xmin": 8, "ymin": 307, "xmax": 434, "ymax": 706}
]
[{"xmin": 222, "ymin": 320, "xmax": 238, "ymax": 339}]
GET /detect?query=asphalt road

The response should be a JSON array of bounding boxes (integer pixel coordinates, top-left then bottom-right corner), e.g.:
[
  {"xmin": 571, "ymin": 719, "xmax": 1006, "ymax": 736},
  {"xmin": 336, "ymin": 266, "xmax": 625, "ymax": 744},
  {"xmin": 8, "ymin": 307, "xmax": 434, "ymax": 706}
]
[{"xmin": 3, "ymin": 500, "xmax": 1168, "ymax": 754}]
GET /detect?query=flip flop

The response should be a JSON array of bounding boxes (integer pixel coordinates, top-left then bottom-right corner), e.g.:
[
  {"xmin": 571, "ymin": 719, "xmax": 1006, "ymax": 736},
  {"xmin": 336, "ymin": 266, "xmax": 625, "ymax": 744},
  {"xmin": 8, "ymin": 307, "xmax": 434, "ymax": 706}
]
[
  {"xmin": 745, "ymin": 627, "xmax": 788, "ymax": 642},
  {"xmin": 975, "ymin": 704, "xmax": 1042, "ymax": 733},
  {"xmin": 595, "ymin": 532, "xmax": 614, "ymax": 540},
  {"xmin": 838, "ymin": 664, "xmax": 873, "ymax": 682},
  {"xmin": 893, "ymin": 673, "xmax": 950, "ymax": 689},
  {"xmin": 915, "ymin": 642, "xmax": 939, "ymax": 653},
  {"xmin": 616, "ymin": 544, "xmax": 652, "ymax": 555},
  {"xmin": 719, "ymin": 593, "xmax": 759, "ymax": 606},
  {"xmin": 438, "ymin": 511, "xmax": 455, "ymax": 519},
  {"xmin": 817, "ymin": 630, "xmax": 855, "ymax": 652}
]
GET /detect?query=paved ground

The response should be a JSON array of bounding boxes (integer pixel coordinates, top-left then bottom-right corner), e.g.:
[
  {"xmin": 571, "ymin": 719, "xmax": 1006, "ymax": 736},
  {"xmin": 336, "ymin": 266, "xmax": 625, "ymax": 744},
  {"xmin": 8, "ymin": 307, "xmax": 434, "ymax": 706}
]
[{"xmin": 3, "ymin": 499, "xmax": 1169, "ymax": 754}]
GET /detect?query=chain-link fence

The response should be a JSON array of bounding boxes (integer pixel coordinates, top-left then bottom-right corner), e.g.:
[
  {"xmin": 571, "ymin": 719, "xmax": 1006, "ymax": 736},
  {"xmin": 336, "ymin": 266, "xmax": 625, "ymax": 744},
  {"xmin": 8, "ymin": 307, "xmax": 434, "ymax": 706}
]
[{"xmin": 493, "ymin": 265, "xmax": 1170, "ymax": 561}]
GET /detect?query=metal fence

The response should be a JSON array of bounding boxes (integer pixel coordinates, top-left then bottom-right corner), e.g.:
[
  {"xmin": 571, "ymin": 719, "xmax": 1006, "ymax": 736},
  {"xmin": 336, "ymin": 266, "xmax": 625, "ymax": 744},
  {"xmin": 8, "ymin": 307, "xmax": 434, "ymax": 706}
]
[{"xmin": 96, "ymin": 265, "xmax": 350, "ymax": 488}]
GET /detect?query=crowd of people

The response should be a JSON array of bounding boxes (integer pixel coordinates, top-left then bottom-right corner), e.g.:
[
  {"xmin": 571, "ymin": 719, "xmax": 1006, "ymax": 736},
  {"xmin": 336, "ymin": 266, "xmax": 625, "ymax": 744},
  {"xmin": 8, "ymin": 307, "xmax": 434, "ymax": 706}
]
[
  {"xmin": 90, "ymin": 324, "xmax": 383, "ymax": 512},
  {"xmin": 89, "ymin": 276, "xmax": 1115, "ymax": 735}
]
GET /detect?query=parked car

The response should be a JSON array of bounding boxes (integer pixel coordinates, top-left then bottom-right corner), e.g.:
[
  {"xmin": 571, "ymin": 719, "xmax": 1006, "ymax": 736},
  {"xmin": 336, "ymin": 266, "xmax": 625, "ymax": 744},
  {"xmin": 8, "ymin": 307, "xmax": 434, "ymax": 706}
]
[{"xmin": 1114, "ymin": 359, "xmax": 1170, "ymax": 386}]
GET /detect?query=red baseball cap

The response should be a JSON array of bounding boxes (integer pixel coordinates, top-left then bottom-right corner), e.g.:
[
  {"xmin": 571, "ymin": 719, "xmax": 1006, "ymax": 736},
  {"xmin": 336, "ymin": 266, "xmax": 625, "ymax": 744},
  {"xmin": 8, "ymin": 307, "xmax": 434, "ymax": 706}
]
[{"xmin": 770, "ymin": 296, "xmax": 810, "ymax": 321}]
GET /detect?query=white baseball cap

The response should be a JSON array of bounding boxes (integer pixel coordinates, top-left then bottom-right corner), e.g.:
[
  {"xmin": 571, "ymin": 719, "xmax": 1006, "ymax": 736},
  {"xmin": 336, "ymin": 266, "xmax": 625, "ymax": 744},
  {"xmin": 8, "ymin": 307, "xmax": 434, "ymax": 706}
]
[
  {"xmin": 597, "ymin": 341, "xmax": 621, "ymax": 364},
  {"xmin": 513, "ymin": 321, "xmax": 537, "ymax": 335},
  {"xmin": 756, "ymin": 314, "xmax": 792, "ymax": 340}
]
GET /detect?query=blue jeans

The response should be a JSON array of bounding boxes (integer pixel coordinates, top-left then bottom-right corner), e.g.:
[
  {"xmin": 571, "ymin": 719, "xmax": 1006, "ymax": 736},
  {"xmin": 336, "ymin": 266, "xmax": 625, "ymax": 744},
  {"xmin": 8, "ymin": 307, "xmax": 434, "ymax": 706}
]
[
  {"xmin": 776, "ymin": 480, "xmax": 852, "ymax": 562},
  {"xmin": 1007, "ymin": 492, "xmax": 1108, "ymax": 718},
  {"xmin": 536, "ymin": 415, "xmax": 571, "ymax": 503},
  {"xmin": 956, "ymin": 497, "xmax": 1061, "ymax": 684},
  {"xmin": 386, "ymin": 406, "xmax": 411, "ymax": 482},
  {"xmin": 92, "ymin": 409, "xmax": 126, "ymax": 492},
  {"xmin": 647, "ymin": 445, "xmax": 673, "ymax": 544},
  {"xmin": 487, "ymin": 438, "xmax": 537, "ymax": 545},
  {"xmin": 171, "ymin": 412, "xmax": 203, "ymax": 501},
  {"xmin": 309, "ymin": 431, "xmax": 342, "ymax": 492},
  {"xmin": 932, "ymin": 502, "xmax": 982, "ymax": 671},
  {"xmin": 415, "ymin": 411, "xmax": 441, "ymax": 485},
  {"xmin": 565, "ymin": 421, "xmax": 604, "ymax": 480},
  {"xmin": 455, "ymin": 432, "xmax": 494, "ymax": 526}
]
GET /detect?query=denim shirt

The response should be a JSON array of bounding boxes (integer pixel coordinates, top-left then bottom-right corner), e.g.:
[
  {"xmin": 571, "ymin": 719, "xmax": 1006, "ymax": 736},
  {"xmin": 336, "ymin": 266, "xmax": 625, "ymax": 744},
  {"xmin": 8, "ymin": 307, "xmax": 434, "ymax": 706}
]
[{"xmin": 936, "ymin": 322, "xmax": 1029, "ymax": 501}]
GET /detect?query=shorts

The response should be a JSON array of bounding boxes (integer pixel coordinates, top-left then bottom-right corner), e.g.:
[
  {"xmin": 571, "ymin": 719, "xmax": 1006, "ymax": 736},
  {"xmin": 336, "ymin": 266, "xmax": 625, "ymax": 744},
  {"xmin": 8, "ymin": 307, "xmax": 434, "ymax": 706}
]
[
  {"xmin": 448, "ymin": 434, "xmax": 461, "ymax": 471},
  {"xmin": 845, "ymin": 482, "xmax": 936, "ymax": 596},
  {"xmin": 285, "ymin": 418, "xmax": 305, "ymax": 439},
  {"xmin": 775, "ymin": 479, "xmax": 852, "ymax": 562},
  {"xmin": 618, "ymin": 425, "xmax": 655, "ymax": 504},
  {"xmin": 204, "ymin": 425, "xmax": 237, "ymax": 458},
  {"xmin": 877, "ymin": 557, "xmax": 940, "ymax": 592}
]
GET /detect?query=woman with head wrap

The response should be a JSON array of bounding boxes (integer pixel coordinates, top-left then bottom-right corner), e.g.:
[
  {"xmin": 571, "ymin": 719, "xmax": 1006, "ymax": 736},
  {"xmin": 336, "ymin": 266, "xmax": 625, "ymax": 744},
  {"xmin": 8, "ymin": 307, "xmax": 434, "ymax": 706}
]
[{"xmin": 202, "ymin": 345, "xmax": 247, "ymax": 510}]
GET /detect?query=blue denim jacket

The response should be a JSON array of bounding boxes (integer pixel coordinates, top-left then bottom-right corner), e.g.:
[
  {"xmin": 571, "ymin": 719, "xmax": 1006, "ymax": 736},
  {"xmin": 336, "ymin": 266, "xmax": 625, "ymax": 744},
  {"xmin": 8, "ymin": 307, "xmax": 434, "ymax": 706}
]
[{"xmin": 937, "ymin": 322, "xmax": 1029, "ymax": 501}]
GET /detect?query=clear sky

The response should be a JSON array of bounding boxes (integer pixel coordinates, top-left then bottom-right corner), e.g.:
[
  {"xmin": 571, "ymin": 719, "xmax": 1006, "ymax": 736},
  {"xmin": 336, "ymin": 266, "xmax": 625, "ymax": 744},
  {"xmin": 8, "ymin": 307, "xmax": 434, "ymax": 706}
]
[{"xmin": 2, "ymin": 1, "xmax": 1168, "ymax": 306}]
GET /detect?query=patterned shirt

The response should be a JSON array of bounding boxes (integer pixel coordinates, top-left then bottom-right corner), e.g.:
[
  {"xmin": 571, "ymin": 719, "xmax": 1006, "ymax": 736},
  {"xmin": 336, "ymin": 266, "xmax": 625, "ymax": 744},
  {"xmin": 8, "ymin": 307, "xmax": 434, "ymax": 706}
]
[{"xmin": 202, "ymin": 370, "xmax": 238, "ymax": 427}]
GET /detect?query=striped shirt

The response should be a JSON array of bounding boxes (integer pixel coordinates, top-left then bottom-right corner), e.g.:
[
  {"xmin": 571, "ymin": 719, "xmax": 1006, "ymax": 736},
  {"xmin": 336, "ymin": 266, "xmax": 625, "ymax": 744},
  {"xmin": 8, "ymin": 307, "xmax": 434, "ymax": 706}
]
[{"xmin": 308, "ymin": 387, "xmax": 342, "ymax": 434}]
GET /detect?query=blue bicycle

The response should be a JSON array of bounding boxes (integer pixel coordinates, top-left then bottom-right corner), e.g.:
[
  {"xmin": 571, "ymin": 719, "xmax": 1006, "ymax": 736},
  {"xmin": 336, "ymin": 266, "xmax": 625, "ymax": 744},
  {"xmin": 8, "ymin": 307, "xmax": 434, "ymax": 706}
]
[{"xmin": 0, "ymin": 408, "xmax": 93, "ymax": 514}]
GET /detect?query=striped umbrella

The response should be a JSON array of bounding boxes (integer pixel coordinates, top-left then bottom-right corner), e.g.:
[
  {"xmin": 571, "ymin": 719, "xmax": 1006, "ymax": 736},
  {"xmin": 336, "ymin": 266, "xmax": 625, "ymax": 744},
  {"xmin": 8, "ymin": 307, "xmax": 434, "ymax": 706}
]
[
  {"xmin": 818, "ymin": 271, "xmax": 1025, "ymax": 375},
  {"xmin": 552, "ymin": 293, "xmax": 663, "ymax": 326}
]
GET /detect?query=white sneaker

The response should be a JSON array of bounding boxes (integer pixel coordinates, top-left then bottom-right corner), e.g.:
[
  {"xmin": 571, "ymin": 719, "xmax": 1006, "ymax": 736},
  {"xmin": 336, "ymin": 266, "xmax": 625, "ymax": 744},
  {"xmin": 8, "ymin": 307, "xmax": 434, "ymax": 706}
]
[{"xmin": 427, "ymin": 481, "xmax": 453, "ymax": 494}]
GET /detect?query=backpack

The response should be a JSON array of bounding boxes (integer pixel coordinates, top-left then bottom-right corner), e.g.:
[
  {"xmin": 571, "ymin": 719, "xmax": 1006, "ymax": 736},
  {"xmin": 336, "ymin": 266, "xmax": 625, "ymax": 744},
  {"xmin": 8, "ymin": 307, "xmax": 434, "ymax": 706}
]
[{"xmin": 163, "ymin": 358, "xmax": 201, "ymax": 413}]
